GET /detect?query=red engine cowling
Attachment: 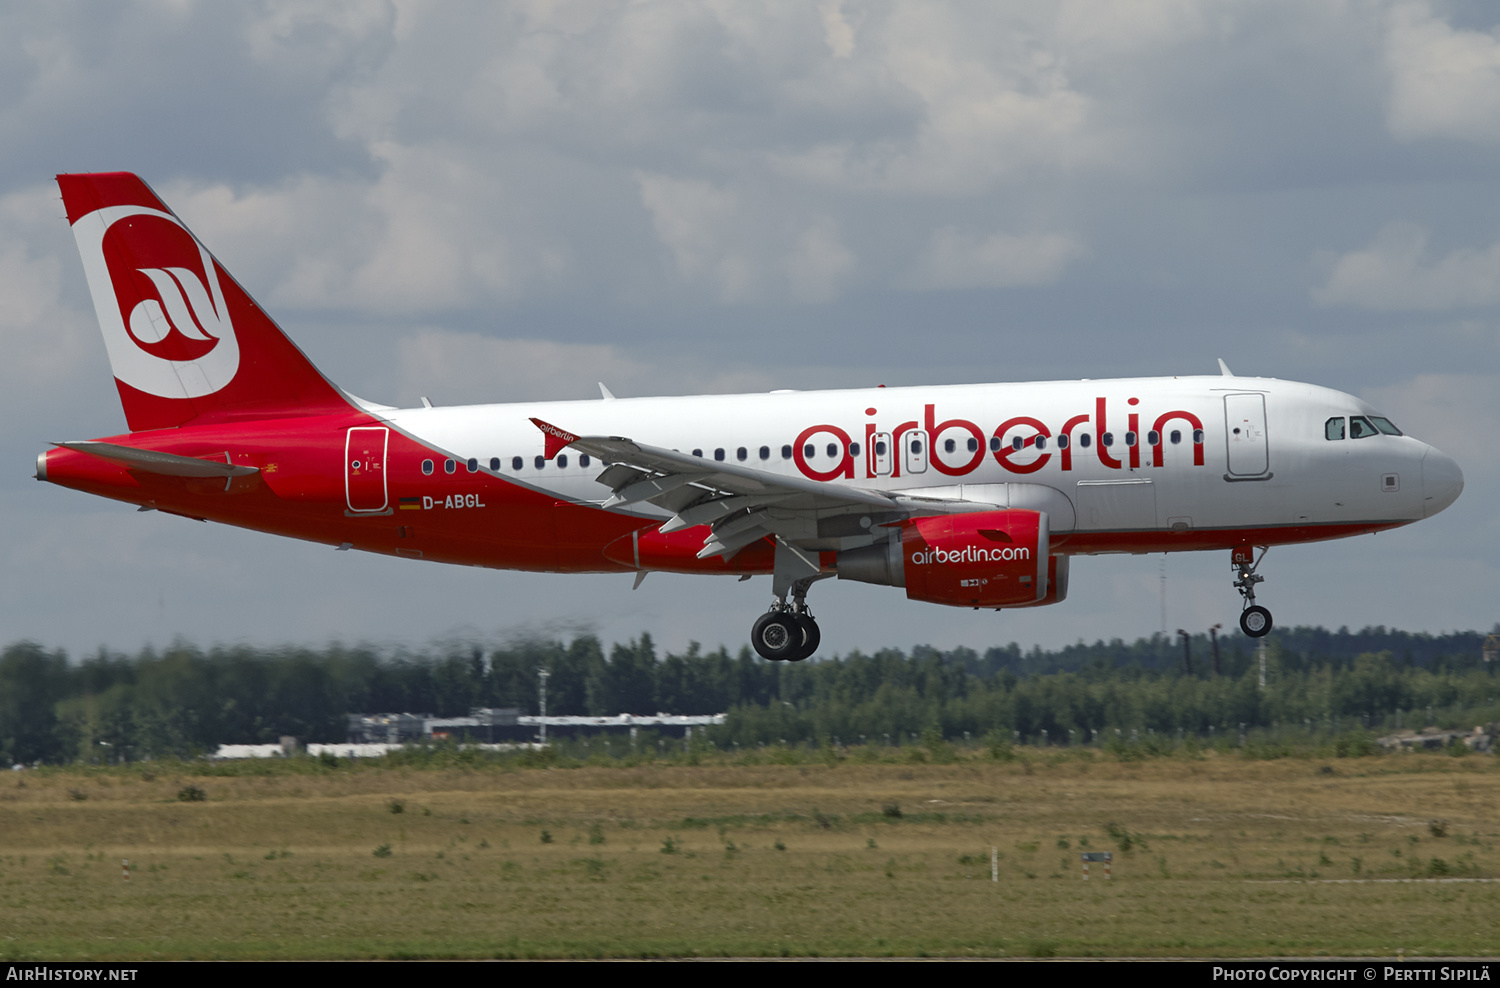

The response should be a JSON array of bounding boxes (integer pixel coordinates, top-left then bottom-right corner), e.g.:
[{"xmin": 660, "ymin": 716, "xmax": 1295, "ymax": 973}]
[
  {"xmin": 1006, "ymin": 553, "xmax": 1069, "ymax": 608},
  {"xmin": 902, "ymin": 509, "xmax": 1048, "ymax": 607},
  {"xmin": 836, "ymin": 509, "xmax": 1050, "ymax": 608}
]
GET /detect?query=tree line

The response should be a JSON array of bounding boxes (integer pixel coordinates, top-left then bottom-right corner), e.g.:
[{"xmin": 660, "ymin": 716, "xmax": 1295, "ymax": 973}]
[{"xmin": 1, "ymin": 625, "xmax": 1495, "ymax": 764}]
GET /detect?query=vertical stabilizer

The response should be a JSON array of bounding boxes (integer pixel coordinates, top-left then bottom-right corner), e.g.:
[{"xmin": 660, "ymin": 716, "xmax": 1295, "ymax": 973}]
[{"xmin": 58, "ymin": 172, "xmax": 349, "ymax": 432}]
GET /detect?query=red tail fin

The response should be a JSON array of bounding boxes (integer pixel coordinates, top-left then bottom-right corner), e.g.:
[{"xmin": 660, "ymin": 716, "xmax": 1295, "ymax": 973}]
[{"xmin": 58, "ymin": 172, "xmax": 350, "ymax": 432}]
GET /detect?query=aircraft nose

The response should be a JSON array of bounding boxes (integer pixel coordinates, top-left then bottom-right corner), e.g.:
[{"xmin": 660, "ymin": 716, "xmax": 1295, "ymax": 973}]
[{"xmin": 1420, "ymin": 446, "xmax": 1464, "ymax": 518}]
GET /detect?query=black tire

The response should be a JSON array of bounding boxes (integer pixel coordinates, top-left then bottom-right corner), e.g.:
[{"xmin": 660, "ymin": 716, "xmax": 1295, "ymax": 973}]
[
  {"xmin": 786, "ymin": 613, "xmax": 820, "ymax": 662},
  {"xmin": 751, "ymin": 611, "xmax": 800, "ymax": 660},
  {"xmin": 1240, "ymin": 605, "xmax": 1273, "ymax": 638}
]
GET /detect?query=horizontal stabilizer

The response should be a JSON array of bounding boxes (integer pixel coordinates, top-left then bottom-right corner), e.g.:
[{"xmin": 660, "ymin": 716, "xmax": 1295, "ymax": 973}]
[{"xmin": 53, "ymin": 442, "xmax": 259, "ymax": 478}]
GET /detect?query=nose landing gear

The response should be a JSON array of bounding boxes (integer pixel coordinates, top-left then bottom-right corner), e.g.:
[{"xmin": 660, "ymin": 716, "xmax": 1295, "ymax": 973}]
[{"xmin": 1232, "ymin": 546, "xmax": 1273, "ymax": 638}]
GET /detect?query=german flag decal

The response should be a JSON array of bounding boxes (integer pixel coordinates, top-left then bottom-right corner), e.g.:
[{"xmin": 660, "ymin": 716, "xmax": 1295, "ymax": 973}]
[{"xmin": 399, "ymin": 497, "xmax": 422, "ymax": 510}]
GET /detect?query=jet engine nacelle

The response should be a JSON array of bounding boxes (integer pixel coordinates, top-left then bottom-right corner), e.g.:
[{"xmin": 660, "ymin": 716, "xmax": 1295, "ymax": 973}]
[
  {"xmin": 1006, "ymin": 553, "xmax": 1070, "ymax": 608},
  {"xmin": 837, "ymin": 509, "xmax": 1050, "ymax": 608}
]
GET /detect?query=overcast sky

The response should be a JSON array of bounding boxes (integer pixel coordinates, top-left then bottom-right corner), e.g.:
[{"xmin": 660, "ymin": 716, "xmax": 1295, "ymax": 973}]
[{"xmin": 1, "ymin": 0, "xmax": 1496, "ymax": 663}]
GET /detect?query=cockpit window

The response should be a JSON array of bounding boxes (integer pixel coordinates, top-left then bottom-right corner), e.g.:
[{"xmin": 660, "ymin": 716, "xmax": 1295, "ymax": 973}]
[
  {"xmin": 1325, "ymin": 417, "xmax": 1345, "ymax": 441},
  {"xmin": 1370, "ymin": 416, "xmax": 1402, "ymax": 436},
  {"xmin": 1349, "ymin": 415, "xmax": 1380, "ymax": 439}
]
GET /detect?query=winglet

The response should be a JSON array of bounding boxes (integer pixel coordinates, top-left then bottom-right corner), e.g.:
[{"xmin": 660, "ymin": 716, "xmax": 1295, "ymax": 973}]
[
  {"xmin": 598, "ymin": 382, "xmax": 616, "ymax": 400},
  {"xmin": 1217, "ymin": 358, "xmax": 1234, "ymax": 377},
  {"xmin": 530, "ymin": 417, "xmax": 579, "ymax": 460}
]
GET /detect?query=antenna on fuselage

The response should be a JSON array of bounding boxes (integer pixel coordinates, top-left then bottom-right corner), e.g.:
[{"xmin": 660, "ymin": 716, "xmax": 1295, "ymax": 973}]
[{"xmin": 1217, "ymin": 359, "xmax": 1234, "ymax": 377}]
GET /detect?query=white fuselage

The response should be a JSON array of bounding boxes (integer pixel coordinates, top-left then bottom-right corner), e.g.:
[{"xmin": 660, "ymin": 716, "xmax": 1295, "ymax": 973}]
[{"xmin": 381, "ymin": 375, "xmax": 1461, "ymax": 551}]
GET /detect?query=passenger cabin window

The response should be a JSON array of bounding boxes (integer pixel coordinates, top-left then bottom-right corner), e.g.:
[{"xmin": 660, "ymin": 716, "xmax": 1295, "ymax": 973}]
[
  {"xmin": 421, "ymin": 459, "xmax": 434, "ymax": 475},
  {"xmin": 1011, "ymin": 436, "xmax": 1024, "ymax": 451},
  {"xmin": 714, "ymin": 448, "xmax": 725, "ymax": 461},
  {"xmin": 781, "ymin": 445, "xmax": 793, "ymax": 459},
  {"xmin": 826, "ymin": 443, "xmax": 838, "ymax": 458},
  {"xmin": 759, "ymin": 446, "xmax": 770, "ymax": 460},
  {"xmin": 1057, "ymin": 434, "xmax": 1069, "ymax": 449},
  {"xmin": 944, "ymin": 438, "xmax": 956, "ymax": 453},
  {"xmin": 489, "ymin": 457, "xmax": 500, "ymax": 471},
  {"xmin": 736, "ymin": 447, "xmax": 747, "ymax": 461},
  {"xmin": 692, "ymin": 449, "xmax": 702, "ymax": 457},
  {"xmin": 534, "ymin": 455, "xmax": 545, "ymax": 469},
  {"xmin": 1147, "ymin": 431, "xmax": 1160, "ymax": 446},
  {"xmin": 1192, "ymin": 429, "xmax": 1204, "ymax": 444},
  {"xmin": 1124, "ymin": 431, "xmax": 1137, "ymax": 447},
  {"xmin": 466, "ymin": 458, "xmax": 478, "ymax": 473},
  {"xmin": 1079, "ymin": 434, "xmax": 1092, "ymax": 448},
  {"xmin": 1101, "ymin": 433, "xmax": 1114, "ymax": 448},
  {"xmin": 989, "ymin": 436, "xmax": 1001, "ymax": 451},
  {"xmin": 1169, "ymin": 430, "xmax": 1181, "ymax": 445},
  {"xmin": 804, "ymin": 444, "xmax": 815, "ymax": 458},
  {"xmin": 1036, "ymin": 436, "xmax": 1047, "ymax": 450},
  {"xmin": 849, "ymin": 441, "xmax": 861, "ymax": 456},
  {"xmin": 967, "ymin": 437, "xmax": 979, "ymax": 452},
  {"xmin": 444, "ymin": 459, "xmax": 456, "ymax": 474},
  {"xmin": 511, "ymin": 456, "xmax": 523, "ymax": 470},
  {"xmin": 580, "ymin": 454, "xmax": 591, "ymax": 467},
  {"xmin": 557, "ymin": 454, "xmax": 568, "ymax": 468},
  {"xmin": 1349, "ymin": 416, "xmax": 1380, "ymax": 439},
  {"xmin": 875, "ymin": 440, "xmax": 888, "ymax": 456},
  {"xmin": 1325, "ymin": 417, "xmax": 1345, "ymax": 440}
]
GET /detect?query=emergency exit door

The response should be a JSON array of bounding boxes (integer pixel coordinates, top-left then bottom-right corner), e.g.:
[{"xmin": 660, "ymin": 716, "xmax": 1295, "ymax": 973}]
[{"xmin": 346, "ymin": 427, "xmax": 389, "ymax": 512}]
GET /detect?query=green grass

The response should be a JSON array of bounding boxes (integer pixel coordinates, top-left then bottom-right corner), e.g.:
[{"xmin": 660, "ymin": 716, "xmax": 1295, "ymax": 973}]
[{"xmin": 0, "ymin": 750, "xmax": 1497, "ymax": 958}]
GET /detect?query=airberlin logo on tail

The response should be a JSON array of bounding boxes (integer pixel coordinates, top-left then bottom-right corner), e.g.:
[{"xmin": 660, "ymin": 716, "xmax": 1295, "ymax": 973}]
[
  {"xmin": 127, "ymin": 266, "xmax": 228, "ymax": 361},
  {"xmin": 912, "ymin": 545, "xmax": 1030, "ymax": 565},
  {"xmin": 71, "ymin": 205, "xmax": 240, "ymax": 399}
]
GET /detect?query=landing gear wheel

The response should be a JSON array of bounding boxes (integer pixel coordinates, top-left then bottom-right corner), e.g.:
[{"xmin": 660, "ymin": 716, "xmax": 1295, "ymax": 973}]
[
  {"xmin": 786, "ymin": 612, "xmax": 820, "ymax": 662},
  {"xmin": 1240, "ymin": 605, "xmax": 1273, "ymax": 638},
  {"xmin": 751, "ymin": 611, "xmax": 801, "ymax": 661}
]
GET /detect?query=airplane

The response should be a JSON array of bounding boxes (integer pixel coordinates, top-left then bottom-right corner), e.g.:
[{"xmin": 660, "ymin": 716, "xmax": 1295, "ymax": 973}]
[{"xmin": 36, "ymin": 172, "xmax": 1465, "ymax": 662}]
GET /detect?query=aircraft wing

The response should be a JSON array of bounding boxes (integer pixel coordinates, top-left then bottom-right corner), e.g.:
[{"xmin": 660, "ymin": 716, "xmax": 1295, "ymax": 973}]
[
  {"xmin": 531, "ymin": 417, "xmax": 929, "ymax": 559},
  {"xmin": 529, "ymin": 418, "xmax": 1019, "ymax": 559}
]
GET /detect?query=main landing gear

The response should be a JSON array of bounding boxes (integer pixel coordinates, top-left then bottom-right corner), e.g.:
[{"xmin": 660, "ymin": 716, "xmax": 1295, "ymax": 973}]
[
  {"xmin": 752, "ymin": 599, "xmax": 821, "ymax": 662},
  {"xmin": 1232, "ymin": 546, "xmax": 1273, "ymax": 638},
  {"xmin": 751, "ymin": 540, "xmax": 827, "ymax": 661}
]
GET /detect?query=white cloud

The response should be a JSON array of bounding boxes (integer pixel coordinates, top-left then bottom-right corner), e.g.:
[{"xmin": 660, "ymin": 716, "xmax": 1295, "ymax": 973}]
[
  {"xmin": 394, "ymin": 328, "xmax": 776, "ymax": 405},
  {"xmin": 819, "ymin": 0, "xmax": 856, "ymax": 60},
  {"xmin": 769, "ymin": 6, "xmax": 1099, "ymax": 194},
  {"xmin": 636, "ymin": 172, "xmax": 856, "ymax": 303},
  {"xmin": 636, "ymin": 173, "xmax": 755, "ymax": 301},
  {"xmin": 161, "ymin": 146, "xmax": 570, "ymax": 315},
  {"xmin": 397, "ymin": 330, "xmax": 646, "ymax": 404},
  {"xmin": 0, "ymin": 184, "xmax": 98, "ymax": 394},
  {"xmin": 786, "ymin": 217, "xmax": 855, "ymax": 302},
  {"xmin": 1386, "ymin": 2, "xmax": 1500, "ymax": 145},
  {"xmin": 906, "ymin": 227, "xmax": 1086, "ymax": 291},
  {"xmin": 1313, "ymin": 222, "xmax": 1500, "ymax": 311}
]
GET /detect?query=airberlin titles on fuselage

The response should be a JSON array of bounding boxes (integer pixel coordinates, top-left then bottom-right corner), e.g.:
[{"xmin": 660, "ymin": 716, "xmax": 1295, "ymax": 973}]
[{"xmin": 790, "ymin": 397, "xmax": 1206, "ymax": 482}]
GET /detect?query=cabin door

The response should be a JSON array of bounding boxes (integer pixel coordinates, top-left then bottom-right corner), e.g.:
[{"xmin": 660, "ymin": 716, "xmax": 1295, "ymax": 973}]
[
  {"xmin": 345, "ymin": 427, "xmax": 389, "ymax": 512},
  {"xmin": 1223, "ymin": 394, "xmax": 1269, "ymax": 477}
]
